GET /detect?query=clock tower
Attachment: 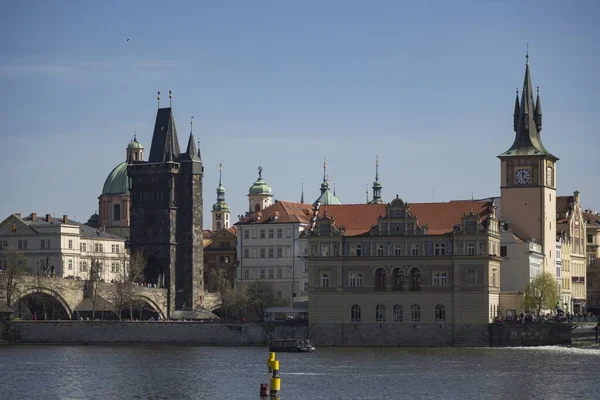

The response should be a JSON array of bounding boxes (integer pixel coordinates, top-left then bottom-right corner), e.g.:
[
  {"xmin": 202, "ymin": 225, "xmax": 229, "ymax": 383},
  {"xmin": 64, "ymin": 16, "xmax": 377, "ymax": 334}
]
[
  {"xmin": 498, "ymin": 54, "xmax": 559, "ymax": 275},
  {"xmin": 212, "ymin": 163, "xmax": 231, "ymax": 231}
]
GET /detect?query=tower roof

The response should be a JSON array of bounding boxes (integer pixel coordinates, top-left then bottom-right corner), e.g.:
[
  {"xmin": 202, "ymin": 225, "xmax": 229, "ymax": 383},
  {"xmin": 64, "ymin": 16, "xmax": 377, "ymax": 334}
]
[
  {"xmin": 102, "ymin": 162, "xmax": 129, "ymax": 195},
  {"xmin": 148, "ymin": 107, "xmax": 181, "ymax": 163},
  {"xmin": 213, "ymin": 163, "xmax": 230, "ymax": 212},
  {"xmin": 313, "ymin": 157, "xmax": 341, "ymax": 206},
  {"xmin": 249, "ymin": 166, "xmax": 272, "ymax": 195},
  {"xmin": 499, "ymin": 55, "xmax": 558, "ymax": 161},
  {"xmin": 127, "ymin": 134, "xmax": 143, "ymax": 150}
]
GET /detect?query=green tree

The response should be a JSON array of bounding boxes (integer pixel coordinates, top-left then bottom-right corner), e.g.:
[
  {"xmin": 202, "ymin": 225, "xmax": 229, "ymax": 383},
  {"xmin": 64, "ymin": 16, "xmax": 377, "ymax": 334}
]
[
  {"xmin": 524, "ymin": 272, "xmax": 559, "ymax": 317},
  {"xmin": 0, "ymin": 247, "xmax": 29, "ymax": 307},
  {"xmin": 246, "ymin": 280, "xmax": 274, "ymax": 321}
]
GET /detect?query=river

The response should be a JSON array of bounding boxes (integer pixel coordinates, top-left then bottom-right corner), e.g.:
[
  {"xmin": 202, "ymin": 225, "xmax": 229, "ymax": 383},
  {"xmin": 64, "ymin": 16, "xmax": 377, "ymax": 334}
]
[{"xmin": 0, "ymin": 345, "xmax": 598, "ymax": 399}]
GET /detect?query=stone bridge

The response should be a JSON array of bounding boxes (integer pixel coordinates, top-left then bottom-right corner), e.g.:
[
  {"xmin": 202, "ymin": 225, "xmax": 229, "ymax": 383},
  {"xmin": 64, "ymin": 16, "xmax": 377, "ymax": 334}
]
[{"xmin": 2, "ymin": 276, "xmax": 220, "ymax": 320}]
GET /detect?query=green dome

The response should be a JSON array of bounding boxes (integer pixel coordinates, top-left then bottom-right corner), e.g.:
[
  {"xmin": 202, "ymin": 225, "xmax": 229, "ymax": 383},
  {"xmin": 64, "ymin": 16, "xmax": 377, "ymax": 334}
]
[
  {"xmin": 102, "ymin": 162, "xmax": 130, "ymax": 195},
  {"xmin": 127, "ymin": 135, "xmax": 144, "ymax": 149},
  {"xmin": 212, "ymin": 202, "xmax": 231, "ymax": 212},
  {"xmin": 249, "ymin": 178, "xmax": 272, "ymax": 195}
]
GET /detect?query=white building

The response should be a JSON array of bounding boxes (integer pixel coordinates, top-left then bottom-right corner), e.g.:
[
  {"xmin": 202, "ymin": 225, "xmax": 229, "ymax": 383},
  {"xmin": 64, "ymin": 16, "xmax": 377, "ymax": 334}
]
[
  {"xmin": 0, "ymin": 213, "xmax": 128, "ymax": 282},
  {"xmin": 236, "ymin": 201, "xmax": 312, "ymax": 305},
  {"xmin": 499, "ymin": 227, "xmax": 544, "ymax": 292}
]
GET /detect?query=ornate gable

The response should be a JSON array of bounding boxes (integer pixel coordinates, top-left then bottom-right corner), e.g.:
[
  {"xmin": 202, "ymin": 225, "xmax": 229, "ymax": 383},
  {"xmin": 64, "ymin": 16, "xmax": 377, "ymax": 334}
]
[
  {"xmin": 0, "ymin": 215, "xmax": 38, "ymax": 236},
  {"xmin": 310, "ymin": 210, "xmax": 345, "ymax": 237},
  {"xmin": 454, "ymin": 208, "xmax": 486, "ymax": 235},
  {"xmin": 372, "ymin": 196, "xmax": 427, "ymax": 236}
]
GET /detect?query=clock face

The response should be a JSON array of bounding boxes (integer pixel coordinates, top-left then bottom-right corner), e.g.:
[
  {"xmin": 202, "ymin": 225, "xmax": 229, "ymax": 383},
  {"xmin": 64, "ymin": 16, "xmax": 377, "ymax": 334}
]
[
  {"xmin": 546, "ymin": 167, "xmax": 553, "ymax": 186},
  {"xmin": 515, "ymin": 168, "xmax": 531, "ymax": 185}
]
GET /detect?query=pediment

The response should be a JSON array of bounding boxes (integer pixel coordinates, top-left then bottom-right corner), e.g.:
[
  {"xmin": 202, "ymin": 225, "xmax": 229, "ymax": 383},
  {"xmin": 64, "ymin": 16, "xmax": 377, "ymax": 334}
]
[{"xmin": 0, "ymin": 215, "xmax": 38, "ymax": 236}]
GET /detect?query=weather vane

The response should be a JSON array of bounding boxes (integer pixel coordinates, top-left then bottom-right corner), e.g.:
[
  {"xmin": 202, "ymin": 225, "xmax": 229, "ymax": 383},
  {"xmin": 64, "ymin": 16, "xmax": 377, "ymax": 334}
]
[
  {"xmin": 169, "ymin": 90, "xmax": 172, "ymax": 107},
  {"xmin": 157, "ymin": 91, "xmax": 161, "ymax": 108}
]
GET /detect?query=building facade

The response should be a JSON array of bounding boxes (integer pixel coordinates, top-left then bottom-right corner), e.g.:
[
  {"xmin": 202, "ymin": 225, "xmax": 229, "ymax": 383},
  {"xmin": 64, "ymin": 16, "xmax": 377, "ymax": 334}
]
[
  {"xmin": 556, "ymin": 192, "xmax": 587, "ymax": 314},
  {"xmin": 203, "ymin": 227, "xmax": 237, "ymax": 292},
  {"xmin": 0, "ymin": 213, "xmax": 128, "ymax": 282},
  {"xmin": 558, "ymin": 235, "xmax": 572, "ymax": 313},
  {"xmin": 247, "ymin": 167, "xmax": 274, "ymax": 215},
  {"xmin": 584, "ymin": 210, "xmax": 600, "ymax": 313},
  {"xmin": 236, "ymin": 201, "xmax": 311, "ymax": 305},
  {"xmin": 498, "ymin": 228, "xmax": 544, "ymax": 292},
  {"xmin": 305, "ymin": 199, "xmax": 502, "ymax": 346},
  {"xmin": 128, "ymin": 103, "xmax": 204, "ymax": 316}
]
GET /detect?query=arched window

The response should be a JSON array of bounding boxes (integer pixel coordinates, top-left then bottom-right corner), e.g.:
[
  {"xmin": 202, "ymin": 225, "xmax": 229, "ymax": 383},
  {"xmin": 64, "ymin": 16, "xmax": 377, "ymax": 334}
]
[
  {"xmin": 393, "ymin": 304, "xmax": 403, "ymax": 322},
  {"xmin": 216, "ymin": 221, "xmax": 222, "ymax": 230},
  {"xmin": 393, "ymin": 269, "xmax": 404, "ymax": 290},
  {"xmin": 435, "ymin": 304, "xmax": 446, "ymax": 322},
  {"xmin": 351, "ymin": 304, "xmax": 361, "ymax": 322},
  {"xmin": 376, "ymin": 304, "xmax": 386, "ymax": 322},
  {"xmin": 411, "ymin": 304, "xmax": 421, "ymax": 322},
  {"xmin": 254, "ymin": 204, "xmax": 260, "ymax": 212},
  {"xmin": 410, "ymin": 268, "xmax": 421, "ymax": 291},
  {"xmin": 375, "ymin": 268, "xmax": 387, "ymax": 291}
]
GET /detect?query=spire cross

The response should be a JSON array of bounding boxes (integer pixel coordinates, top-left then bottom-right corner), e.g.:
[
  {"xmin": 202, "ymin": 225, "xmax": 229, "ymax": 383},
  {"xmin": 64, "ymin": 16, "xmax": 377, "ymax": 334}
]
[
  {"xmin": 169, "ymin": 90, "xmax": 172, "ymax": 107},
  {"xmin": 375, "ymin": 155, "xmax": 380, "ymax": 181},
  {"xmin": 157, "ymin": 91, "xmax": 161, "ymax": 109},
  {"xmin": 526, "ymin": 43, "xmax": 529, "ymax": 65},
  {"xmin": 323, "ymin": 157, "xmax": 327, "ymax": 181},
  {"xmin": 219, "ymin": 163, "xmax": 223, "ymax": 184}
]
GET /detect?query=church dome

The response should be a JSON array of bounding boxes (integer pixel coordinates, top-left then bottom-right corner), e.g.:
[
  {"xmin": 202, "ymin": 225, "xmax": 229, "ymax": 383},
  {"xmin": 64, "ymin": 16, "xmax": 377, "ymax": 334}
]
[
  {"xmin": 127, "ymin": 139, "xmax": 143, "ymax": 150},
  {"xmin": 102, "ymin": 162, "xmax": 130, "ymax": 195},
  {"xmin": 249, "ymin": 178, "xmax": 272, "ymax": 195},
  {"xmin": 212, "ymin": 201, "xmax": 231, "ymax": 212}
]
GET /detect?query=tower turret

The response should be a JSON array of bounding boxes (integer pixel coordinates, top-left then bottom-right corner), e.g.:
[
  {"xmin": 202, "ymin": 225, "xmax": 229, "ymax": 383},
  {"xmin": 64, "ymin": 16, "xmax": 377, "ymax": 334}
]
[
  {"xmin": 212, "ymin": 163, "xmax": 231, "ymax": 231},
  {"xmin": 369, "ymin": 156, "xmax": 384, "ymax": 204}
]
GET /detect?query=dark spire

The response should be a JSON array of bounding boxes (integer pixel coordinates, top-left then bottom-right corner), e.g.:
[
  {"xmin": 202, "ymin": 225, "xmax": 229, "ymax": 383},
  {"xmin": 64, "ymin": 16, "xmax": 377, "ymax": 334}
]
[
  {"xmin": 534, "ymin": 86, "xmax": 542, "ymax": 132},
  {"xmin": 148, "ymin": 107, "xmax": 181, "ymax": 163},
  {"xmin": 180, "ymin": 116, "xmax": 200, "ymax": 162},
  {"xmin": 197, "ymin": 139, "xmax": 202, "ymax": 160},
  {"xmin": 513, "ymin": 88, "xmax": 520, "ymax": 132},
  {"xmin": 498, "ymin": 53, "xmax": 557, "ymax": 161},
  {"xmin": 320, "ymin": 157, "xmax": 329, "ymax": 194},
  {"xmin": 300, "ymin": 181, "xmax": 304, "ymax": 204},
  {"xmin": 369, "ymin": 156, "xmax": 384, "ymax": 204}
]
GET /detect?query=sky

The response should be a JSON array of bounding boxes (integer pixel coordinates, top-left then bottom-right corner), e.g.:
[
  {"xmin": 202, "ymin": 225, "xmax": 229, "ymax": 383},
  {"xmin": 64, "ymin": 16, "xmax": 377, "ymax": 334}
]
[{"xmin": 0, "ymin": 0, "xmax": 598, "ymax": 228}]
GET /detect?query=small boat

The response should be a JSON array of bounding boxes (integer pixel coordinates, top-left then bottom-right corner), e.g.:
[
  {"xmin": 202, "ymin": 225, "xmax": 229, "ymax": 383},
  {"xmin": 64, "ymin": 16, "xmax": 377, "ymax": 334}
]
[{"xmin": 269, "ymin": 338, "xmax": 315, "ymax": 352}]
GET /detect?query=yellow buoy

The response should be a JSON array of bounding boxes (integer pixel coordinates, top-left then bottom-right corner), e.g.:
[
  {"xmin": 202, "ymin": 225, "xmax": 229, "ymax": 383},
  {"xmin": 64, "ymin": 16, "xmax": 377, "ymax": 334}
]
[
  {"xmin": 270, "ymin": 377, "xmax": 281, "ymax": 392},
  {"xmin": 272, "ymin": 360, "xmax": 279, "ymax": 371}
]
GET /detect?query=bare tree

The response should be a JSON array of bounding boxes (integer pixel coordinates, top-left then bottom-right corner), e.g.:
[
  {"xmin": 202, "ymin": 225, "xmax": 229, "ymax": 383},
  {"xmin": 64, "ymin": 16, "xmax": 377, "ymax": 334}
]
[
  {"xmin": 25, "ymin": 257, "xmax": 64, "ymax": 319},
  {"xmin": 246, "ymin": 280, "xmax": 274, "ymax": 321},
  {"xmin": 0, "ymin": 247, "xmax": 29, "ymax": 308},
  {"xmin": 85, "ymin": 251, "xmax": 105, "ymax": 320},
  {"xmin": 108, "ymin": 249, "xmax": 146, "ymax": 320},
  {"xmin": 210, "ymin": 267, "xmax": 246, "ymax": 321}
]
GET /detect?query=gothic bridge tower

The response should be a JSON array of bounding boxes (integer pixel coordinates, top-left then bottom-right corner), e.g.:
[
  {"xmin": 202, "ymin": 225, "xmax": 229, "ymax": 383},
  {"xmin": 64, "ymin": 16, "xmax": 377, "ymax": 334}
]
[{"xmin": 128, "ymin": 92, "xmax": 204, "ymax": 316}]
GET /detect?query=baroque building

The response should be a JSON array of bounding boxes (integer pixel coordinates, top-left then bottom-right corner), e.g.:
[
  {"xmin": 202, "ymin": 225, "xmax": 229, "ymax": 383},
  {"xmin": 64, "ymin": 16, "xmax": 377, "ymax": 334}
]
[
  {"xmin": 97, "ymin": 136, "xmax": 144, "ymax": 239},
  {"xmin": 127, "ymin": 98, "xmax": 204, "ymax": 317},
  {"xmin": 304, "ymin": 198, "xmax": 501, "ymax": 346},
  {"xmin": 0, "ymin": 213, "xmax": 128, "ymax": 282},
  {"xmin": 247, "ymin": 167, "xmax": 273, "ymax": 214},
  {"xmin": 203, "ymin": 227, "xmax": 237, "ymax": 292}
]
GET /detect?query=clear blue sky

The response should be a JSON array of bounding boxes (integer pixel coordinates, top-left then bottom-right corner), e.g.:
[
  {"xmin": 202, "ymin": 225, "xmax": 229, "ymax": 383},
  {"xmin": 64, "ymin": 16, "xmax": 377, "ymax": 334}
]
[{"xmin": 0, "ymin": 0, "xmax": 598, "ymax": 228}]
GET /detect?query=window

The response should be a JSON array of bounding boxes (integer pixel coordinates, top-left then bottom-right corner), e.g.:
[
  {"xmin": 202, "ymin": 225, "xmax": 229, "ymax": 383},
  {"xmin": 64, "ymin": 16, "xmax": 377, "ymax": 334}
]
[
  {"xmin": 376, "ymin": 304, "xmax": 386, "ymax": 322},
  {"xmin": 375, "ymin": 268, "xmax": 387, "ymax": 290},
  {"xmin": 588, "ymin": 235, "xmax": 594, "ymax": 244},
  {"xmin": 321, "ymin": 273, "xmax": 330, "ymax": 287},
  {"xmin": 113, "ymin": 204, "xmax": 121, "ymax": 221},
  {"xmin": 411, "ymin": 304, "xmax": 421, "ymax": 322},
  {"xmin": 244, "ymin": 269, "xmax": 250, "ymax": 279},
  {"xmin": 244, "ymin": 230, "xmax": 250, "ymax": 240},
  {"xmin": 244, "ymin": 248, "xmax": 250, "ymax": 258},
  {"xmin": 411, "ymin": 244, "xmax": 419, "ymax": 256},
  {"xmin": 268, "ymin": 229, "xmax": 274, "ymax": 239},
  {"xmin": 434, "ymin": 243, "xmax": 446, "ymax": 256},
  {"xmin": 111, "ymin": 244, "xmax": 116, "ymax": 253},
  {"xmin": 393, "ymin": 304, "xmax": 403, "ymax": 322},
  {"xmin": 111, "ymin": 262, "xmax": 120, "ymax": 273},
  {"xmin": 260, "ymin": 248, "xmax": 266, "ymax": 258},
  {"xmin": 268, "ymin": 269, "xmax": 274, "ymax": 279},
  {"xmin": 277, "ymin": 291, "xmax": 282, "ymax": 299},
  {"xmin": 467, "ymin": 242, "xmax": 476, "ymax": 256},
  {"xmin": 355, "ymin": 245, "xmax": 362, "ymax": 257},
  {"xmin": 500, "ymin": 246, "xmax": 507, "ymax": 257},
  {"xmin": 590, "ymin": 254, "xmax": 596, "ymax": 268},
  {"xmin": 351, "ymin": 304, "xmax": 361, "ymax": 322},
  {"xmin": 18, "ymin": 240, "xmax": 23, "ymax": 250},
  {"xmin": 68, "ymin": 259, "xmax": 73, "ymax": 270},
  {"xmin": 349, "ymin": 272, "xmax": 363, "ymax": 287},
  {"xmin": 260, "ymin": 269, "xmax": 265, "ymax": 279},
  {"xmin": 492, "ymin": 271, "xmax": 497, "ymax": 287},
  {"xmin": 80, "ymin": 261, "xmax": 88, "ymax": 272},
  {"xmin": 377, "ymin": 244, "xmax": 384, "ymax": 256},
  {"xmin": 216, "ymin": 222, "xmax": 222, "ymax": 230},
  {"xmin": 0, "ymin": 240, "xmax": 7, "ymax": 250},
  {"xmin": 277, "ymin": 229, "xmax": 283, "ymax": 238},
  {"xmin": 40, "ymin": 239, "xmax": 50, "ymax": 249},
  {"xmin": 260, "ymin": 229, "xmax": 266, "ymax": 239},
  {"xmin": 286, "ymin": 229, "xmax": 292, "ymax": 238},
  {"xmin": 321, "ymin": 245, "xmax": 330, "ymax": 257},
  {"xmin": 394, "ymin": 244, "xmax": 402, "ymax": 256},
  {"xmin": 435, "ymin": 304, "xmax": 446, "ymax": 322},
  {"xmin": 252, "ymin": 229, "xmax": 257, "ymax": 239},
  {"xmin": 67, "ymin": 239, "xmax": 72, "ymax": 249},
  {"xmin": 277, "ymin": 248, "xmax": 283, "ymax": 258},
  {"xmin": 277, "ymin": 268, "xmax": 283, "ymax": 279},
  {"xmin": 303, "ymin": 280, "xmax": 309, "ymax": 293},
  {"xmin": 433, "ymin": 272, "xmax": 448, "ymax": 287},
  {"xmin": 268, "ymin": 248, "xmax": 274, "ymax": 258},
  {"xmin": 410, "ymin": 268, "xmax": 421, "ymax": 291},
  {"xmin": 393, "ymin": 269, "xmax": 404, "ymax": 290}
]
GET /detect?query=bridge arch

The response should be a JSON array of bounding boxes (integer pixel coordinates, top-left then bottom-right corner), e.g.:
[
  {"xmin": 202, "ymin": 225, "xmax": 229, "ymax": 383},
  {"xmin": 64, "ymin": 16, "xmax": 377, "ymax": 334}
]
[
  {"xmin": 14, "ymin": 287, "xmax": 73, "ymax": 319},
  {"xmin": 131, "ymin": 295, "xmax": 166, "ymax": 320}
]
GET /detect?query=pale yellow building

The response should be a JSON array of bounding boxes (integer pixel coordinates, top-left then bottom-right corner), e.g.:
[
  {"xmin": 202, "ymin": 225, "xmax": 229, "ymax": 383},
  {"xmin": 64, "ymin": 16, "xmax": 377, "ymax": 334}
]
[
  {"xmin": 305, "ymin": 198, "xmax": 501, "ymax": 346},
  {"xmin": 584, "ymin": 210, "xmax": 600, "ymax": 313},
  {"xmin": 558, "ymin": 235, "xmax": 572, "ymax": 312},
  {"xmin": 557, "ymin": 192, "xmax": 587, "ymax": 314}
]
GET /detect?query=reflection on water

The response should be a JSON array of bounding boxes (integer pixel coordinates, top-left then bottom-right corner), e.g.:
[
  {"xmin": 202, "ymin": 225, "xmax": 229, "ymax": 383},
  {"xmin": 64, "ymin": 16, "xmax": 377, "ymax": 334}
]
[{"xmin": 0, "ymin": 345, "xmax": 598, "ymax": 400}]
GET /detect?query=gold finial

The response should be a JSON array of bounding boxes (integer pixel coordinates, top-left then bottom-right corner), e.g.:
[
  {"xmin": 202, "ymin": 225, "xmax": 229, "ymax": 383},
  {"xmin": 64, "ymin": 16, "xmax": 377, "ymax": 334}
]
[{"xmin": 157, "ymin": 91, "xmax": 161, "ymax": 108}]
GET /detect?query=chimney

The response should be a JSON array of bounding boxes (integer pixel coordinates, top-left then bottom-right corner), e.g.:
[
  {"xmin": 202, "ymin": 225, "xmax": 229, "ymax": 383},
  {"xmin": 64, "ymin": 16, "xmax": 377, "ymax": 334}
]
[
  {"xmin": 15, "ymin": 213, "xmax": 21, "ymax": 218},
  {"xmin": 46, "ymin": 214, "xmax": 52, "ymax": 222},
  {"xmin": 31, "ymin": 213, "xmax": 37, "ymax": 221},
  {"xmin": 62, "ymin": 215, "xmax": 68, "ymax": 223}
]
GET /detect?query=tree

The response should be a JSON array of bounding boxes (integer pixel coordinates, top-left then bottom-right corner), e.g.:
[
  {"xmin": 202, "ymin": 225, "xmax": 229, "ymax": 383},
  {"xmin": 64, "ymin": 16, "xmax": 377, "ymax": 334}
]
[
  {"xmin": 85, "ymin": 251, "xmax": 105, "ymax": 320},
  {"xmin": 0, "ymin": 247, "xmax": 29, "ymax": 307},
  {"xmin": 246, "ymin": 280, "xmax": 274, "ymax": 321},
  {"xmin": 108, "ymin": 250, "xmax": 146, "ymax": 320},
  {"xmin": 209, "ymin": 267, "xmax": 246, "ymax": 321},
  {"xmin": 524, "ymin": 272, "xmax": 559, "ymax": 317},
  {"xmin": 25, "ymin": 257, "xmax": 64, "ymax": 319}
]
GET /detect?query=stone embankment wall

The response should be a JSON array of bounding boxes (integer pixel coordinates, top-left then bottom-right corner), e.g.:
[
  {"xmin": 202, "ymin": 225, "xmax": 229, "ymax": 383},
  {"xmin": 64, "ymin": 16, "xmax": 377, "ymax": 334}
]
[
  {"xmin": 489, "ymin": 323, "xmax": 572, "ymax": 346},
  {"xmin": 4, "ymin": 321, "xmax": 308, "ymax": 345}
]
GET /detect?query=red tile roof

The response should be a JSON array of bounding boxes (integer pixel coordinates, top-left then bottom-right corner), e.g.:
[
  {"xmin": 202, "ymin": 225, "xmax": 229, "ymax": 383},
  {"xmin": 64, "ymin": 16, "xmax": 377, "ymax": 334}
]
[
  {"xmin": 319, "ymin": 200, "xmax": 489, "ymax": 236},
  {"xmin": 237, "ymin": 201, "xmax": 313, "ymax": 225},
  {"xmin": 583, "ymin": 211, "xmax": 600, "ymax": 227}
]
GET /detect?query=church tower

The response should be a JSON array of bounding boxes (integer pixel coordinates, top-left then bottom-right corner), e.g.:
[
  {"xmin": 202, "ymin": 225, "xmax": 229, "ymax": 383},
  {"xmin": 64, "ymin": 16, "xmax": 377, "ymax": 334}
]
[
  {"xmin": 247, "ymin": 166, "xmax": 273, "ymax": 214},
  {"xmin": 498, "ymin": 55, "xmax": 558, "ymax": 275},
  {"xmin": 368, "ymin": 156, "xmax": 385, "ymax": 204},
  {"xmin": 128, "ymin": 92, "xmax": 204, "ymax": 316},
  {"xmin": 212, "ymin": 163, "xmax": 231, "ymax": 231}
]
